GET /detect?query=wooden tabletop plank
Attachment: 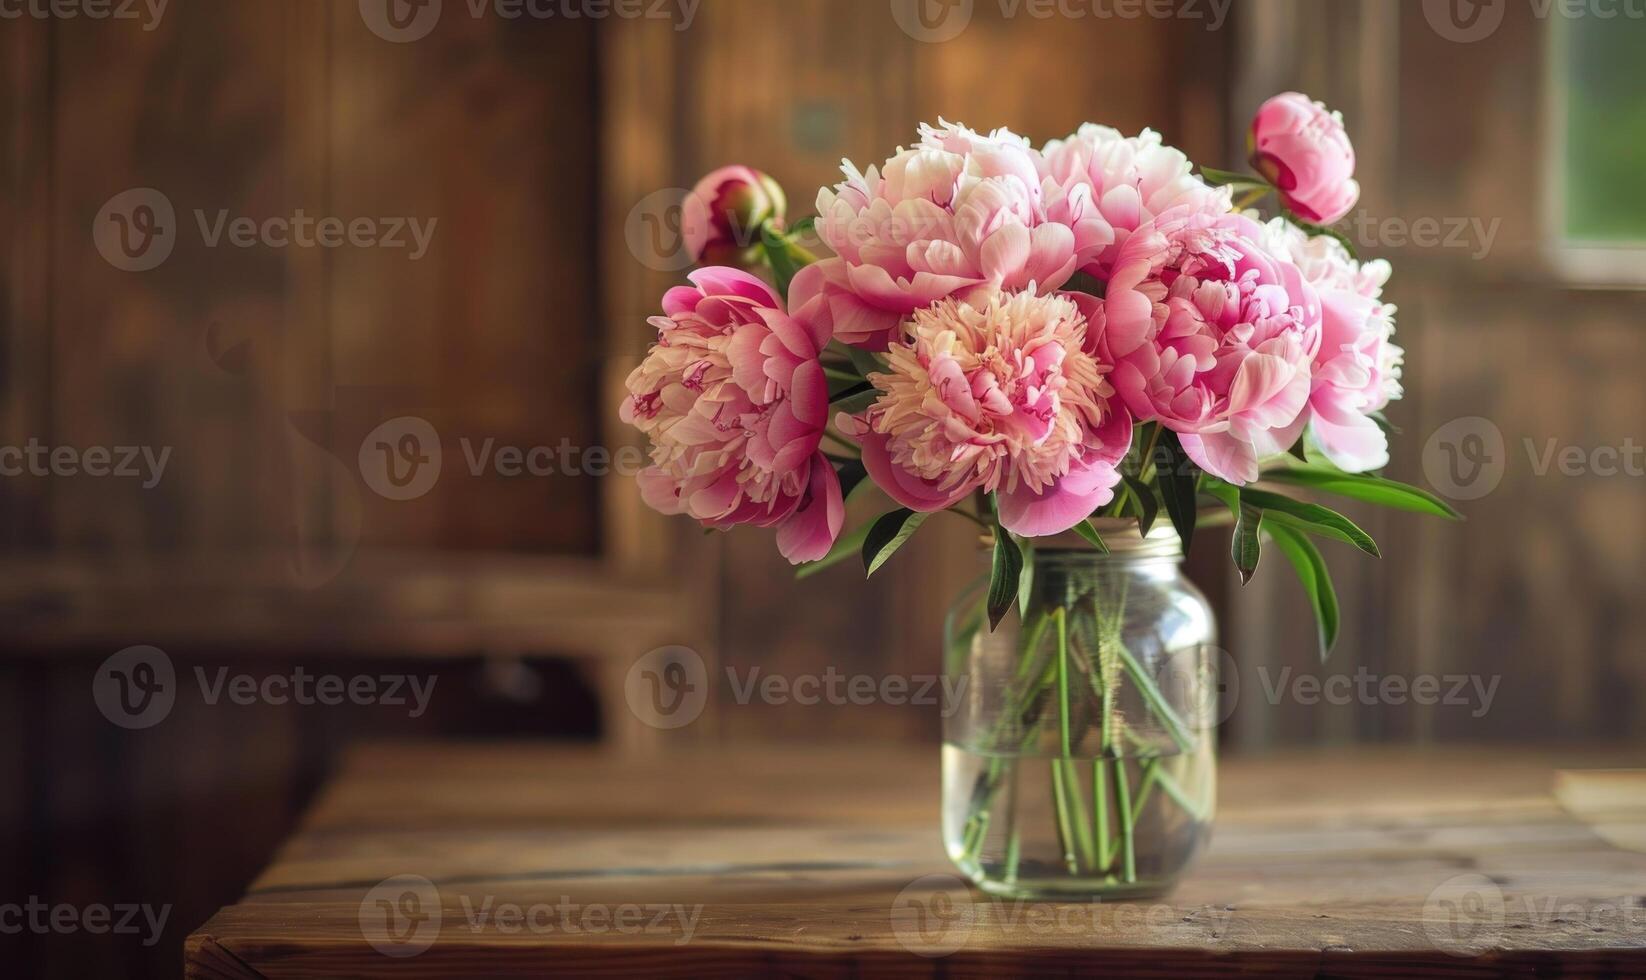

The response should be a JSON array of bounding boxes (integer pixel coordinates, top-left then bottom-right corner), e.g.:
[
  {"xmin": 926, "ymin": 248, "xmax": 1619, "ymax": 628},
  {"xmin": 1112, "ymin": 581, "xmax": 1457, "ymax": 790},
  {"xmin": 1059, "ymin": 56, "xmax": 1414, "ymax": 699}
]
[{"xmin": 187, "ymin": 742, "xmax": 1646, "ymax": 978}]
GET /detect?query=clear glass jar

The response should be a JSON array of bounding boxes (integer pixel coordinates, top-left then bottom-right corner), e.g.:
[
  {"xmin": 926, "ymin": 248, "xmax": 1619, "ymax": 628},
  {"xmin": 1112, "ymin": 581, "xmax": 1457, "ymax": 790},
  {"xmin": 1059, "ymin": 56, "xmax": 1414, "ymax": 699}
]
[{"xmin": 942, "ymin": 520, "xmax": 1218, "ymax": 899}]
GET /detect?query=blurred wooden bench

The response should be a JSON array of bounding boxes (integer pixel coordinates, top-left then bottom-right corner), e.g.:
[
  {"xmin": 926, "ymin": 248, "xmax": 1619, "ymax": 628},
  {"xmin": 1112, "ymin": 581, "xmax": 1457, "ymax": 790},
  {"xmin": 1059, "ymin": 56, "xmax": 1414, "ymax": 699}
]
[{"xmin": 185, "ymin": 742, "xmax": 1646, "ymax": 977}]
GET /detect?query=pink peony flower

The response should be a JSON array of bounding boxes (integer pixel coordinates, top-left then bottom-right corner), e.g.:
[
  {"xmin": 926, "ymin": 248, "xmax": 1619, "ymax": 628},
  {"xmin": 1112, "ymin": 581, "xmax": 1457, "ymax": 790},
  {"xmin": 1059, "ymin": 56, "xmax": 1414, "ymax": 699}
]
[
  {"xmin": 682, "ymin": 165, "xmax": 787, "ymax": 268},
  {"xmin": 1260, "ymin": 218, "xmax": 1402, "ymax": 472},
  {"xmin": 1039, "ymin": 125, "xmax": 1231, "ymax": 280},
  {"xmin": 838, "ymin": 289, "xmax": 1131, "ymax": 537},
  {"xmin": 1249, "ymin": 92, "xmax": 1360, "ymax": 226},
  {"xmin": 620, "ymin": 267, "xmax": 843, "ymax": 563},
  {"xmin": 802, "ymin": 120, "xmax": 1103, "ymax": 351},
  {"xmin": 1099, "ymin": 210, "xmax": 1321, "ymax": 485}
]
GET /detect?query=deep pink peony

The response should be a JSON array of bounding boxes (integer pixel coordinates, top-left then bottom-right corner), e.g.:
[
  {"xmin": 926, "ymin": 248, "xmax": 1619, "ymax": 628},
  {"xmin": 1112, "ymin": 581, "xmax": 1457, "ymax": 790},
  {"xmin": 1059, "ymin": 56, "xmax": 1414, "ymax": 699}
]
[
  {"xmin": 1039, "ymin": 125, "xmax": 1231, "ymax": 281},
  {"xmin": 682, "ymin": 165, "xmax": 787, "ymax": 267},
  {"xmin": 1249, "ymin": 93, "xmax": 1360, "ymax": 226},
  {"xmin": 620, "ymin": 267, "xmax": 843, "ymax": 563},
  {"xmin": 1261, "ymin": 218, "xmax": 1402, "ymax": 472},
  {"xmin": 1099, "ymin": 209, "xmax": 1321, "ymax": 485},
  {"xmin": 800, "ymin": 120, "xmax": 1106, "ymax": 351},
  {"xmin": 838, "ymin": 289, "xmax": 1131, "ymax": 537}
]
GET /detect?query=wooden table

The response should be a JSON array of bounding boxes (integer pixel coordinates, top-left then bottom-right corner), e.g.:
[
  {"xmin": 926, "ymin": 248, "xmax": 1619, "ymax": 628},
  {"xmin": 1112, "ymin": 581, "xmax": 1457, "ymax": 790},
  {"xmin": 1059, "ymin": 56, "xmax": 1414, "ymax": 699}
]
[{"xmin": 186, "ymin": 742, "xmax": 1646, "ymax": 977}]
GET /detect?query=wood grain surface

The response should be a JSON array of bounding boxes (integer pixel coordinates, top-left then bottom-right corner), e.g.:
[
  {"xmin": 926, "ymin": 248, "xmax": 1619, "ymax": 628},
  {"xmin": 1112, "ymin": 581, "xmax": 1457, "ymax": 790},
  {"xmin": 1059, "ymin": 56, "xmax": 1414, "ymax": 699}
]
[{"xmin": 186, "ymin": 742, "xmax": 1646, "ymax": 977}]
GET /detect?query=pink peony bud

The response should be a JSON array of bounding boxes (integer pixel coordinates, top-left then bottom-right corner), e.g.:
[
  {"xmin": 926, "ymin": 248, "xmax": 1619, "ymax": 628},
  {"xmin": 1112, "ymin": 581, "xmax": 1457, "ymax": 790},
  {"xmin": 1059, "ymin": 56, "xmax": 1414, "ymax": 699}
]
[
  {"xmin": 681, "ymin": 166, "xmax": 787, "ymax": 268},
  {"xmin": 1248, "ymin": 93, "xmax": 1360, "ymax": 226}
]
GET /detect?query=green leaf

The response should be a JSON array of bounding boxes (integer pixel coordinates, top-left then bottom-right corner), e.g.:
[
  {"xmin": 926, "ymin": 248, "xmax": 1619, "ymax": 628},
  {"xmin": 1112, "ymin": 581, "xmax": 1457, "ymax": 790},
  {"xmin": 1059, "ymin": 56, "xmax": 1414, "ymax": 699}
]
[
  {"xmin": 1120, "ymin": 474, "xmax": 1158, "ymax": 535},
  {"xmin": 1206, "ymin": 478, "xmax": 1377, "ymax": 559},
  {"xmin": 823, "ymin": 366, "xmax": 863, "ymax": 387},
  {"xmin": 1152, "ymin": 431, "xmax": 1198, "ymax": 554},
  {"xmin": 834, "ymin": 458, "xmax": 868, "ymax": 502},
  {"xmin": 1016, "ymin": 536, "xmax": 1036, "ymax": 617},
  {"xmin": 862, "ymin": 508, "xmax": 929, "ymax": 577},
  {"xmin": 986, "ymin": 530, "xmax": 1024, "ymax": 632},
  {"xmin": 788, "ymin": 215, "xmax": 817, "ymax": 236},
  {"xmin": 760, "ymin": 222, "xmax": 802, "ymax": 299},
  {"xmin": 828, "ymin": 381, "xmax": 877, "ymax": 414},
  {"xmin": 845, "ymin": 345, "xmax": 889, "ymax": 379},
  {"xmin": 1267, "ymin": 523, "xmax": 1340, "ymax": 660},
  {"xmin": 1232, "ymin": 493, "xmax": 1263, "ymax": 585},
  {"xmin": 1062, "ymin": 270, "xmax": 1106, "ymax": 298},
  {"xmin": 1260, "ymin": 468, "xmax": 1461, "ymax": 520},
  {"xmin": 795, "ymin": 518, "xmax": 875, "ymax": 579},
  {"xmin": 1200, "ymin": 166, "xmax": 1268, "ymax": 188},
  {"xmin": 1073, "ymin": 519, "xmax": 1110, "ymax": 553},
  {"xmin": 1282, "ymin": 210, "xmax": 1358, "ymax": 260}
]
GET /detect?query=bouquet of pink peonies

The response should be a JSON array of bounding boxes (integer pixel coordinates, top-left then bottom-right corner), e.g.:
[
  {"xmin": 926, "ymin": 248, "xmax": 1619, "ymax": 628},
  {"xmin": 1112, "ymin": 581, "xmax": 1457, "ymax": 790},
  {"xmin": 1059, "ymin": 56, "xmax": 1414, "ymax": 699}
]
[
  {"xmin": 623, "ymin": 93, "xmax": 1454, "ymax": 643},
  {"xmin": 622, "ymin": 94, "xmax": 1460, "ymax": 898}
]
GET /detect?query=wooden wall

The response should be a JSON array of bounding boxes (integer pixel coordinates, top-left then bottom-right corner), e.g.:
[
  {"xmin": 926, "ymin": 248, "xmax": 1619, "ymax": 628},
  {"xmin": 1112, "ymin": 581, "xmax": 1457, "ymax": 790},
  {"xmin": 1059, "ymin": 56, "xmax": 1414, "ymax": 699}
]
[{"xmin": 1228, "ymin": 1, "xmax": 1646, "ymax": 748}]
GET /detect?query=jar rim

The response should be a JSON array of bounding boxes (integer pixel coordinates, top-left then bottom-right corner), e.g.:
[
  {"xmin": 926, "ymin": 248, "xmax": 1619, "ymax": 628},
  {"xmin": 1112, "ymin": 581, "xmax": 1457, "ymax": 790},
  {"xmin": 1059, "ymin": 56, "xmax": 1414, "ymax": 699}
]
[{"xmin": 979, "ymin": 518, "xmax": 1184, "ymax": 560}]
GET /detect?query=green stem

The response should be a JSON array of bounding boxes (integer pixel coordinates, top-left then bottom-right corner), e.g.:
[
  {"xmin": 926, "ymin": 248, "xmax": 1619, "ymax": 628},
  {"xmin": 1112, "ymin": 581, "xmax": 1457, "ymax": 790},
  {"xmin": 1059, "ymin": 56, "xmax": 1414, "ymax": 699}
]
[
  {"xmin": 1050, "ymin": 761, "xmax": 1079, "ymax": 874},
  {"xmin": 1055, "ymin": 607, "xmax": 1071, "ymax": 757},
  {"xmin": 1094, "ymin": 760, "xmax": 1112, "ymax": 872},
  {"xmin": 1004, "ymin": 765, "xmax": 1021, "ymax": 884},
  {"xmin": 1113, "ymin": 759, "xmax": 1136, "ymax": 883},
  {"xmin": 1114, "ymin": 642, "xmax": 1197, "ymax": 753}
]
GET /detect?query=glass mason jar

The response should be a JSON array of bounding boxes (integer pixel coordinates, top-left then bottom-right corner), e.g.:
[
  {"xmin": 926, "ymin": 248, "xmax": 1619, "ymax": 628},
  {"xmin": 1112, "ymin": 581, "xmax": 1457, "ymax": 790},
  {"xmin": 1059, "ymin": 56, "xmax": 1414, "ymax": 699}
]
[{"xmin": 943, "ymin": 519, "xmax": 1218, "ymax": 899}]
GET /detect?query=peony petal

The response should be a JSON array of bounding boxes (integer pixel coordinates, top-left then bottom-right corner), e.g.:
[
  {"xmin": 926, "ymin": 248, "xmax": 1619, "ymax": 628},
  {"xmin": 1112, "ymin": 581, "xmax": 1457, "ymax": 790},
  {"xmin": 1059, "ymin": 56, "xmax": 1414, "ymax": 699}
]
[
  {"xmin": 997, "ymin": 455, "xmax": 1120, "ymax": 537},
  {"xmin": 775, "ymin": 453, "xmax": 845, "ymax": 563},
  {"xmin": 688, "ymin": 266, "xmax": 782, "ymax": 308}
]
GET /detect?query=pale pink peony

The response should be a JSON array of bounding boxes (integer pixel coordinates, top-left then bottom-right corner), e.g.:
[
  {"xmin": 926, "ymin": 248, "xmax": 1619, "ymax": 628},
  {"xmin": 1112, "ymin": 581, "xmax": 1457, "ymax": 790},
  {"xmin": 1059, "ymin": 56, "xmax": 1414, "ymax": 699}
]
[
  {"xmin": 1039, "ymin": 125, "xmax": 1231, "ymax": 281},
  {"xmin": 681, "ymin": 165, "xmax": 787, "ymax": 268},
  {"xmin": 1099, "ymin": 210, "xmax": 1321, "ymax": 485},
  {"xmin": 838, "ymin": 289, "xmax": 1131, "ymax": 537},
  {"xmin": 1249, "ymin": 92, "xmax": 1360, "ymax": 226},
  {"xmin": 620, "ymin": 267, "xmax": 843, "ymax": 563},
  {"xmin": 1260, "ymin": 218, "xmax": 1402, "ymax": 472},
  {"xmin": 801, "ymin": 120, "xmax": 1106, "ymax": 350}
]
